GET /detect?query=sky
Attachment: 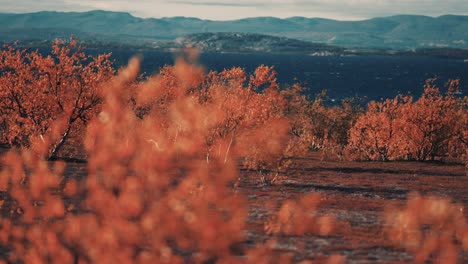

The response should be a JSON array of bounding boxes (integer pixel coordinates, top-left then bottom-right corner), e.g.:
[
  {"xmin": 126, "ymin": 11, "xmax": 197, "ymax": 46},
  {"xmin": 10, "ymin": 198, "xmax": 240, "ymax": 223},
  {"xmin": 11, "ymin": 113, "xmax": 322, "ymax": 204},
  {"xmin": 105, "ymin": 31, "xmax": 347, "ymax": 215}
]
[{"xmin": 0, "ymin": 0, "xmax": 467, "ymax": 21}]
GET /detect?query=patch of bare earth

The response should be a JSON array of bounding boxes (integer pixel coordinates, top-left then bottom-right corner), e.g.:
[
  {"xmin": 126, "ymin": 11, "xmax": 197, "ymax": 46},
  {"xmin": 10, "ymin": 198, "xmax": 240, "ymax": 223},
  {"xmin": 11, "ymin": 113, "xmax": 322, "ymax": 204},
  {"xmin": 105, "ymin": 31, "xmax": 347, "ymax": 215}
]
[{"xmin": 238, "ymin": 154, "xmax": 467, "ymax": 263}]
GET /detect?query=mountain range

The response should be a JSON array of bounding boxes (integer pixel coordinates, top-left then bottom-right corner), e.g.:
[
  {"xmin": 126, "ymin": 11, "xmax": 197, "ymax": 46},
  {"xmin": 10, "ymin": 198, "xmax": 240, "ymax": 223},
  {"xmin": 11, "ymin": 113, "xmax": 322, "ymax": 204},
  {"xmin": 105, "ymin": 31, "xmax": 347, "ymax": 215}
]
[{"xmin": 1, "ymin": 10, "xmax": 468, "ymax": 49}]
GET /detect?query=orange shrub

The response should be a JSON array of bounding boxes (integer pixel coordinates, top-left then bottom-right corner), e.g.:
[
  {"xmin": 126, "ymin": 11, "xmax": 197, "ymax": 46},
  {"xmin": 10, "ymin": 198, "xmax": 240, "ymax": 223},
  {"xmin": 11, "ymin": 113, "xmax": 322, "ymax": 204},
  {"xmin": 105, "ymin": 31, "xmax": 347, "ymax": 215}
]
[
  {"xmin": 280, "ymin": 84, "xmax": 315, "ymax": 157},
  {"xmin": 135, "ymin": 57, "xmax": 314, "ymax": 185},
  {"xmin": 347, "ymin": 96, "xmax": 407, "ymax": 161},
  {"xmin": 384, "ymin": 192, "xmax": 467, "ymax": 263},
  {"xmin": 80, "ymin": 58, "xmax": 249, "ymax": 262},
  {"xmin": 347, "ymin": 80, "xmax": 466, "ymax": 162},
  {"xmin": 265, "ymin": 193, "xmax": 335, "ymax": 236},
  {"xmin": 399, "ymin": 80, "xmax": 461, "ymax": 161},
  {"xmin": 0, "ymin": 38, "xmax": 114, "ymax": 159},
  {"xmin": 308, "ymin": 91, "xmax": 363, "ymax": 160}
]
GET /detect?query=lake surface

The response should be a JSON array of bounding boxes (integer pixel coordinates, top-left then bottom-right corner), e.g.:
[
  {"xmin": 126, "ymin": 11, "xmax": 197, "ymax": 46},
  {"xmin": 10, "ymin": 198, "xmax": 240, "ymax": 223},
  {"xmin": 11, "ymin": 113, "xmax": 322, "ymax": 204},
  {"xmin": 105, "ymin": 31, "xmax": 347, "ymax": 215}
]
[{"xmin": 107, "ymin": 50, "xmax": 468, "ymax": 101}]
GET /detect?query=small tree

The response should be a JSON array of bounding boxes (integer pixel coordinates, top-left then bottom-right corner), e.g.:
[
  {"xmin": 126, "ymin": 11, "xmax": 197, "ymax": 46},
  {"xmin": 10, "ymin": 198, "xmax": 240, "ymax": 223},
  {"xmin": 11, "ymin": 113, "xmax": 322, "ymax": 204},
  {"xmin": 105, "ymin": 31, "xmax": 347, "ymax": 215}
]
[
  {"xmin": 347, "ymin": 96, "xmax": 406, "ymax": 161},
  {"xmin": 0, "ymin": 38, "xmax": 114, "ymax": 159},
  {"xmin": 308, "ymin": 91, "xmax": 364, "ymax": 160},
  {"xmin": 449, "ymin": 94, "xmax": 468, "ymax": 167},
  {"xmin": 400, "ymin": 80, "xmax": 460, "ymax": 161}
]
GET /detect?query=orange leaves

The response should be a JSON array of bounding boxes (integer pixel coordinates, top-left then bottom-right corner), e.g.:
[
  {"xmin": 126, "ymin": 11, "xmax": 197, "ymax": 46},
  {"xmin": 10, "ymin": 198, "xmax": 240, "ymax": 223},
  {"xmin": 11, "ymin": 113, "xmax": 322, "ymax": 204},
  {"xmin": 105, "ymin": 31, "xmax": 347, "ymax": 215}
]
[
  {"xmin": 132, "ymin": 56, "xmax": 292, "ymax": 176},
  {"xmin": 69, "ymin": 56, "xmax": 253, "ymax": 262},
  {"xmin": 265, "ymin": 193, "xmax": 335, "ymax": 236},
  {"xmin": 0, "ymin": 37, "xmax": 114, "ymax": 159},
  {"xmin": 306, "ymin": 92, "xmax": 364, "ymax": 160},
  {"xmin": 219, "ymin": 67, "xmax": 247, "ymax": 87},
  {"xmin": 117, "ymin": 177, "xmax": 144, "ymax": 218},
  {"xmin": 63, "ymin": 179, "xmax": 78, "ymax": 197},
  {"xmin": 249, "ymin": 65, "xmax": 279, "ymax": 91},
  {"xmin": 75, "ymin": 55, "xmax": 314, "ymax": 262},
  {"xmin": 45, "ymin": 197, "xmax": 66, "ymax": 219},
  {"xmin": 0, "ymin": 149, "xmax": 70, "ymax": 263},
  {"xmin": 399, "ymin": 81, "xmax": 460, "ymax": 161},
  {"xmin": 347, "ymin": 98, "xmax": 403, "ymax": 161},
  {"xmin": 384, "ymin": 193, "xmax": 467, "ymax": 263},
  {"xmin": 238, "ymin": 118, "xmax": 290, "ymax": 175}
]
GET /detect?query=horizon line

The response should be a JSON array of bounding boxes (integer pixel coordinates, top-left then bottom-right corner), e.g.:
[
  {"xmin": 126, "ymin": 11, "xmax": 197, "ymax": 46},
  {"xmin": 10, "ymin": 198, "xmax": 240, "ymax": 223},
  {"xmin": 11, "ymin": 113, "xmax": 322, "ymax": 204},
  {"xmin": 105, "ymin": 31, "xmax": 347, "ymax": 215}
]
[{"xmin": 1, "ymin": 9, "xmax": 466, "ymax": 22}]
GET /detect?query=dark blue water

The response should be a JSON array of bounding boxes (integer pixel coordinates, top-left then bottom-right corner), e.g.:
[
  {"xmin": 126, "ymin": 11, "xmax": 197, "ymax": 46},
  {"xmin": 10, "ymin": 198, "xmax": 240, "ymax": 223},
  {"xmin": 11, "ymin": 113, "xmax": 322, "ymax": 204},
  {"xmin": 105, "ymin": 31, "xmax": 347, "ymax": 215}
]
[{"xmin": 109, "ymin": 50, "xmax": 468, "ymax": 101}]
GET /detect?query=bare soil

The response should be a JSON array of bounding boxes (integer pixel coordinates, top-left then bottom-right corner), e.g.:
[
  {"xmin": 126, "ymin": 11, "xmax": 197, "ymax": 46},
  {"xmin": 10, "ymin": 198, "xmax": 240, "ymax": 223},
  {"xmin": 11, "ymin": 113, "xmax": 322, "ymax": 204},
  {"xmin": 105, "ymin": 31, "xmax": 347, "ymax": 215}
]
[{"xmin": 238, "ymin": 154, "xmax": 467, "ymax": 263}]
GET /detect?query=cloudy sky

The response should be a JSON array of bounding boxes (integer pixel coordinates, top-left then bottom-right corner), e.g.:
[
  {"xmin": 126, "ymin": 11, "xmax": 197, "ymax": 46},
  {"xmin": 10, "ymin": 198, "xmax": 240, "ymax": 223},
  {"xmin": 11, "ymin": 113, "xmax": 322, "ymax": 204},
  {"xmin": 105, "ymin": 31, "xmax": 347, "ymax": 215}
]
[{"xmin": 0, "ymin": 0, "xmax": 467, "ymax": 20}]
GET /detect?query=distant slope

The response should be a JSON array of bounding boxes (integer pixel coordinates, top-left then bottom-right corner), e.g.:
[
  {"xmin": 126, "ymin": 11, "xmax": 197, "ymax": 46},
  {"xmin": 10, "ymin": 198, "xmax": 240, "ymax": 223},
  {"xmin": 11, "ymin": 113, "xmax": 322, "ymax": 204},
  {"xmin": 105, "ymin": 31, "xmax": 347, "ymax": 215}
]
[
  {"xmin": 1, "ymin": 10, "xmax": 468, "ymax": 49},
  {"xmin": 174, "ymin": 32, "xmax": 344, "ymax": 54}
]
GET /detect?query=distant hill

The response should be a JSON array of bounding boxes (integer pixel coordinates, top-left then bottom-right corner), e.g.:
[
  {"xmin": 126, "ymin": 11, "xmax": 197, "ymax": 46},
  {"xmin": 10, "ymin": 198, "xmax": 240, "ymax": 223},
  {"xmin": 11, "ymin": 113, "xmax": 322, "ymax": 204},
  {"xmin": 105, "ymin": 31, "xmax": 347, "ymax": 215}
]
[
  {"xmin": 173, "ymin": 32, "xmax": 344, "ymax": 54},
  {"xmin": 1, "ymin": 10, "xmax": 468, "ymax": 49}
]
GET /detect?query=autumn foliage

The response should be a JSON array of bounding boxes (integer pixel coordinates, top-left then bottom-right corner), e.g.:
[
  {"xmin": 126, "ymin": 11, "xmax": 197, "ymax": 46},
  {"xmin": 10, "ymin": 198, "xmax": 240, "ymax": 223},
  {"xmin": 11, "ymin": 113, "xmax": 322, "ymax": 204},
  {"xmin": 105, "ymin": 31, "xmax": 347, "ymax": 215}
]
[
  {"xmin": 347, "ymin": 80, "xmax": 467, "ymax": 162},
  {"xmin": 0, "ymin": 38, "xmax": 114, "ymax": 159},
  {"xmin": 384, "ymin": 193, "xmax": 468, "ymax": 264},
  {"xmin": 264, "ymin": 193, "xmax": 334, "ymax": 236},
  {"xmin": 0, "ymin": 39, "xmax": 466, "ymax": 263}
]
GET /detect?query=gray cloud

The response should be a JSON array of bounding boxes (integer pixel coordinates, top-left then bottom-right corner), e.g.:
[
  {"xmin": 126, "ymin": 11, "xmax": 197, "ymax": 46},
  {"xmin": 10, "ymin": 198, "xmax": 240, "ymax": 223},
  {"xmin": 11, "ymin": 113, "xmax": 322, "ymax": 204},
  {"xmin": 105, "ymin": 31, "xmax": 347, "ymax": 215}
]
[{"xmin": 0, "ymin": 0, "xmax": 467, "ymax": 20}]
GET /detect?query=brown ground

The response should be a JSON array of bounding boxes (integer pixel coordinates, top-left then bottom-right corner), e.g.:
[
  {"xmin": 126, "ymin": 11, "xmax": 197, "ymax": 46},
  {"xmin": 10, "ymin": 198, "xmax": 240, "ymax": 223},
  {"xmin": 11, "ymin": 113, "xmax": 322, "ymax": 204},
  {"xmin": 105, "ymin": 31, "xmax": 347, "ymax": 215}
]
[{"xmin": 238, "ymin": 154, "xmax": 468, "ymax": 263}]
